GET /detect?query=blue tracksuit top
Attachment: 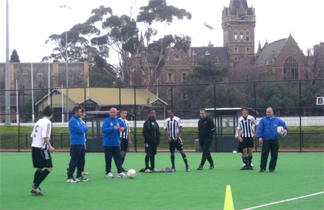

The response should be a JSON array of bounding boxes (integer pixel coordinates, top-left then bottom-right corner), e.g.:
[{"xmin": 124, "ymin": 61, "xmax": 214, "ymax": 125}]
[
  {"xmin": 102, "ymin": 117, "xmax": 126, "ymax": 146},
  {"xmin": 257, "ymin": 116, "xmax": 288, "ymax": 140},
  {"xmin": 69, "ymin": 115, "xmax": 89, "ymax": 145}
]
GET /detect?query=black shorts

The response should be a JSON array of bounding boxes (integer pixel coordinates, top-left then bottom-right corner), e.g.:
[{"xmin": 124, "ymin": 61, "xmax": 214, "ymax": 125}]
[
  {"xmin": 145, "ymin": 143, "xmax": 157, "ymax": 154},
  {"xmin": 241, "ymin": 137, "xmax": 254, "ymax": 148},
  {"xmin": 169, "ymin": 139, "xmax": 184, "ymax": 153},
  {"xmin": 32, "ymin": 147, "xmax": 53, "ymax": 168},
  {"xmin": 120, "ymin": 138, "xmax": 129, "ymax": 152}
]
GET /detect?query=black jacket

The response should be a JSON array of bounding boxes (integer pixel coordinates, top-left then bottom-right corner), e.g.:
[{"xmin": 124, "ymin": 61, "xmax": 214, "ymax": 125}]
[
  {"xmin": 198, "ymin": 116, "xmax": 215, "ymax": 141},
  {"xmin": 143, "ymin": 117, "xmax": 160, "ymax": 145}
]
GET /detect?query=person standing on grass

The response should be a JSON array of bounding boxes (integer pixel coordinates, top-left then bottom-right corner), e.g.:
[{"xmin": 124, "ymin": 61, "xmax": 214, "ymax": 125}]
[
  {"xmin": 102, "ymin": 108, "xmax": 128, "ymax": 178},
  {"xmin": 119, "ymin": 110, "xmax": 132, "ymax": 172},
  {"xmin": 30, "ymin": 105, "xmax": 55, "ymax": 196},
  {"xmin": 143, "ymin": 109, "xmax": 160, "ymax": 173},
  {"xmin": 237, "ymin": 107, "xmax": 258, "ymax": 170},
  {"xmin": 80, "ymin": 108, "xmax": 89, "ymax": 175},
  {"xmin": 197, "ymin": 108, "xmax": 215, "ymax": 170},
  {"xmin": 67, "ymin": 106, "xmax": 89, "ymax": 183},
  {"xmin": 257, "ymin": 107, "xmax": 288, "ymax": 172},
  {"xmin": 163, "ymin": 109, "xmax": 189, "ymax": 172}
]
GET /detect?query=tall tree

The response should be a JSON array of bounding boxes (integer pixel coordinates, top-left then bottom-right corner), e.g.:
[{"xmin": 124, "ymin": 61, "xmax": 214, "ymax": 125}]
[{"xmin": 10, "ymin": 49, "xmax": 20, "ymax": 62}]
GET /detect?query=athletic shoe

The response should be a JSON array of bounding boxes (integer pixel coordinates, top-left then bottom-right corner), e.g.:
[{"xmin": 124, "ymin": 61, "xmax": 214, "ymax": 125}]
[
  {"xmin": 197, "ymin": 165, "xmax": 203, "ymax": 170},
  {"xmin": 151, "ymin": 168, "xmax": 159, "ymax": 172},
  {"xmin": 76, "ymin": 176, "xmax": 89, "ymax": 182},
  {"xmin": 259, "ymin": 169, "xmax": 265, "ymax": 173},
  {"xmin": 145, "ymin": 168, "xmax": 152, "ymax": 173},
  {"xmin": 31, "ymin": 185, "xmax": 43, "ymax": 196},
  {"xmin": 269, "ymin": 169, "xmax": 275, "ymax": 172},
  {"xmin": 67, "ymin": 178, "xmax": 79, "ymax": 183},
  {"xmin": 171, "ymin": 167, "xmax": 176, "ymax": 172},
  {"xmin": 106, "ymin": 172, "xmax": 114, "ymax": 178},
  {"xmin": 209, "ymin": 164, "xmax": 215, "ymax": 170},
  {"xmin": 185, "ymin": 166, "xmax": 190, "ymax": 172},
  {"xmin": 248, "ymin": 165, "xmax": 254, "ymax": 170},
  {"xmin": 122, "ymin": 168, "xmax": 127, "ymax": 172},
  {"xmin": 240, "ymin": 165, "xmax": 248, "ymax": 170},
  {"xmin": 117, "ymin": 172, "xmax": 128, "ymax": 178},
  {"xmin": 82, "ymin": 170, "xmax": 89, "ymax": 175}
]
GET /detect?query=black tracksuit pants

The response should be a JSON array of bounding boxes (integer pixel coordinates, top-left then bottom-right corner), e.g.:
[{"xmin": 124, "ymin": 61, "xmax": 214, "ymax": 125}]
[
  {"xmin": 199, "ymin": 139, "xmax": 214, "ymax": 167},
  {"xmin": 68, "ymin": 145, "xmax": 85, "ymax": 178},
  {"xmin": 260, "ymin": 139, "xmax": 279, "ymax": 170}
]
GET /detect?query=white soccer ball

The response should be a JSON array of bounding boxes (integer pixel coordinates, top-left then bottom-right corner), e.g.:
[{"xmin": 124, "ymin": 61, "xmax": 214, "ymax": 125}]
[
  {"xmin": 233, "ymin": 150, "xmax": 237, "ymax": 153},
  {"xmin": 127, "ymin": 169, "xmax": 137, "ymax": 179},
  {"xmin": 277, "ymin": 126, "xmax": 285, "ymax": 136}
]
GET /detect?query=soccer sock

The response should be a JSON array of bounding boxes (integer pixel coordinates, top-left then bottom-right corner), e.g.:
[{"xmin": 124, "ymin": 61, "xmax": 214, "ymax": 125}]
[
  {"xmin": 34, "ymin": 169, "xmax": 51, "ymax": 187},
  {"xmin": 248, "ymin": 155, "xmax": 253, "ymax": 166},
  {"xmin": 241, "ymin": 155, "xmax": 244, "ymax": 164},
  {"xmin": 145, "ymin": 155, "xmax": 150, "ymax": 169},
  {"xmin": 182, "ymin": 154, "xmax": 188, "ymax": 167},
  {"xmin": 33, "ymin": 169, "xmax": 42, "ymax": 184},
  {"xmin": 171, "ymin": 155, "xmax": 175, "ymax": 168},
  {"xmin": 150, "ymin": 155, "xmax": 155, "ymax": 169},
  {"xmin": 121, "ymin": 156, "xmax": 125, "ymax": 165},
  {"xmin": 243, "ymin": 155, "xmax": 248, "ymax": 166}
]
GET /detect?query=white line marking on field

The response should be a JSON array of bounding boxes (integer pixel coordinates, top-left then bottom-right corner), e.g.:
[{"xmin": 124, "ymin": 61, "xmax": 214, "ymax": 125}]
[{"xmin": 242, "ymin": 191, "xmax": 324, "ymax": 210}]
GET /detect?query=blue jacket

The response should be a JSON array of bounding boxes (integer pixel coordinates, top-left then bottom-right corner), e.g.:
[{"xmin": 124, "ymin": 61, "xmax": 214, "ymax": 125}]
[
  {"xmin": 102, "ymin": 117, "xmax": 126, "ymax": 146},
  {"xmin": 257, "ymin": 116, "xmax": 288, "ymax": 140},
  {"xmin": 69, "ymin": 115, "xmax": 89, "ymax": 145}
]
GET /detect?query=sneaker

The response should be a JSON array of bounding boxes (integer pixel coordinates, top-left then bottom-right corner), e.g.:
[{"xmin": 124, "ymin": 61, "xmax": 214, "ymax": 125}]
[
  {"xmin": 248, "ymin": 165, "xmax": 254, "ymax": 170},
  {"xmin": 209, "ymin": 164, "xmax": 215, "ymax": 170},
  {"xmin": 269, "ymin": 169, "xmax": 275, "ymax": 172},
  {"xmin": 197, "ymin": 165, "xmax": 203, "ymax": 170},
  {"xmin": 117, "ymin": 172, "xmax": 128, "ymax": 178},
  {"xmin": 76, "ymin": 176, "xmax": 89, "ymax": 182},
  {"xmin": 31, "ymin": 185, "xmax": 43, "ymax": 196},
  {"xmin": 145, "ymin": 168, "xmax": 152, "ymax": 173},
  {"xmin": 82, "ymin": 170, "xmax": 89, "ymax": 175},
  {"xmin": 171, "ymin": 167, "xmax": 176, "ymax": 172},
  {"xmin": 67, "ymin": 178, "xmax": 79, "ymax": 183},
  {"xmin": 151, "ymin": 168, "xmax": 159, "ymax": 172},
  {"xmin": 185, "ymin": 166, "xmax": 190, "ymax": 172},
  {"xmin": 122, "ymin": 168, "xmax": 127, "ymax": 172},
  {"xmin": 259, "ymin": 169, "xmax": 265, "ymax": 173},
  {"xmin": 240, "ymin": 165, "xmax": 248, "ymax": 170},
  {"xmin": 106, "ymin": 172, "xmax": 114, "ymax": 178}
]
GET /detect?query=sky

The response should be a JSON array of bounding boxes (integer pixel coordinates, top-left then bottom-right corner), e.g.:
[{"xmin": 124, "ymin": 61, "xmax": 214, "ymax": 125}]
[{"xmin": 0, "ymin": 0, "xmax": 323, "ymax": 65}]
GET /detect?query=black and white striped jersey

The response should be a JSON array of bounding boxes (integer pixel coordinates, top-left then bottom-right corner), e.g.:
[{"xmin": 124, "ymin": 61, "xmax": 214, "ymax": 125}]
[
  {"xmin": 237, "ymin": 115, "xmax": 258, "ymax": 138},
  {"xmin": 163, "ymin": 116, "xmax": 182, "ymax": 141},
  {"xmin": 119, "ymin": 118, "xmax": 130, "ymax": 139},
  {"xmin": 30, "ymin": 118, "xmax": 52, "ymax": 148}
]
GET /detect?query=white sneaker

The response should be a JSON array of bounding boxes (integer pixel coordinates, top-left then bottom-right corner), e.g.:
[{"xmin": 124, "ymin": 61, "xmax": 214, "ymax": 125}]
[
  {"xmin": 117, "ymin": 172, "xmax": 128, "ymax": 178},
  {"xmin": 151, "ymin": 168, "xmax": 159, "ymax": 172},
  {"xmin": 67, "ymin": 178, "xmax": 78, "ymax": 183},
  {"xmin": 106, "ymin": 172, "xmax": 114, "ymax": 178},
  {"xmin": 144, "ymin": 168, "xmax": 152, "ymax": 173}
]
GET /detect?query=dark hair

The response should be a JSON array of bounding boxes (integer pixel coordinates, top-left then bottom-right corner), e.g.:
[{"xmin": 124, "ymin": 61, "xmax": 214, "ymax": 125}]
[
  {"xmin": 121, "ymin": 110, "xmax": 128, "ymax": 113},
  {"xmin": 242, "ymin": 107, "xmax": 248, "ymax": 112},
  {"xmin": 149, "ymin": 109, "xmax": 155, "ymax": 114},
  {"xmin": 199, "ymin": 108, "xmax": 206, "ymax": 112},
  {"xmin": 167, "ymin": 109, "xmax": 174, "ymax": 113},
  {"xmin": 81, "ymin": 108, "xmax": 86, "ymax": 113},
  {"xmin": 43, "ymin": 106, "xmax": 53, "ymax": 117},
  {"xmin": 72, "ymin": 106, "xmax": 82, "ymax": 114}
]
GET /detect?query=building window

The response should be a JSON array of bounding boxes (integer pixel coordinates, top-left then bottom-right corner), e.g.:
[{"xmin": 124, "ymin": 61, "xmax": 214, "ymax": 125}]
[
  {"xmin": 246, "ymin": 47, "xmax": 250, "ymax": 53},
  {"xmin": 182, "ymin": 73, "xmax": 187, "ymax": 81},
  {"xmin": 168, "ymin": 72, "xmax": 173, "ymax": 82},
  {"xmin": 240, "ymin": 32, "xmax": 244, "ymax": 41},
  {"xmin": 283, "ymin": 56, "xmax": 298, "ymax": 80},
  {"xmin": 234, "ymin": 57, "xmax": 238, "ymax": 63},
  {"xmin": 234, "ymin": 32, "xmax": 238, "ymax": 41},
  {"xmin": 234, "ymin": 47, "xmax": 238, "ymax": 53},
  {"xmin": 246, "ymin": 32, "xmax": 250, "ymax": 42},
  {"xmin": 205, "ymin": 51, "xmax": 210, "ymax": 56}
]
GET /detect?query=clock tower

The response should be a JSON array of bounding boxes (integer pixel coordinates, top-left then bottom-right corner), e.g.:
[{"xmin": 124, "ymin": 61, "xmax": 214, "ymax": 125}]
[{"xmin": 222, "ymin": 0, "xmax": 256, "ymax": 63}]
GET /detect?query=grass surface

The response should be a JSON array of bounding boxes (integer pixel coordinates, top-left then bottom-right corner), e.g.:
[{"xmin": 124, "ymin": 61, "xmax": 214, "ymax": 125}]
[{"xmin": 0, "ymin": 152, "xmax": 323, "ymax": 210}]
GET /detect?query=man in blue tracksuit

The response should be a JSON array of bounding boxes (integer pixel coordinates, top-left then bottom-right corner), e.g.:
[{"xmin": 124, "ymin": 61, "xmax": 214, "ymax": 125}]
[
  {"xmin": 102, "ymin": 108, "xmax": 127, "ymax": 178},
  {"xmin": 67, "ymin": 106, "xmax": 89, "ymax": 183},
  {"xmin": 257, "ymin": 107, "xmax": 288, "ymax": 172}
]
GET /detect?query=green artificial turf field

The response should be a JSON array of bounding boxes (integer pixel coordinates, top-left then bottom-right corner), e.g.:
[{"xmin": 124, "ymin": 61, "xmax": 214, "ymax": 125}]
[{"xmin": 0, "ymin": 152, "xmax": 323, "ymax": 210}]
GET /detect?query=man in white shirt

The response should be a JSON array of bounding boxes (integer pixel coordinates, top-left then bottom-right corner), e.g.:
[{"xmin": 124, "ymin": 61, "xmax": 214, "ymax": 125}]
[
  {"xmin": 30, "ymin": 106, "xmax": 55, "ymax": 196},
  {"xmin": 119, "ymin": 110, "xmax": 132, "ymax": 172}
]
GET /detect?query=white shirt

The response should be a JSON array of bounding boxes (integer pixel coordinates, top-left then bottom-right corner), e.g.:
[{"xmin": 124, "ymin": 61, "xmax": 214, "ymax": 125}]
[
  {"xmin": 237, "ymin": 115, "xmax": 258, "ymax": 138},
  {"xmin": 31, "ymin": 118, "xmax": 52, "ymax": 148},
  {"xmin": 163, "ymin": 116, "xmax": 182, "ymax": 140},
  {"xmin": 120, "ymin": 118, "xmax": 130, "ymax": 139}
]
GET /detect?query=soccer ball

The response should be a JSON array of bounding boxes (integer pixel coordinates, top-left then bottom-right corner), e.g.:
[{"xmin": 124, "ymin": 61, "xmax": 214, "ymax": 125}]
[
  {"xmin": 277, "ymin": 126, "xmax": 286, "ymax": 136},
  {"xmin": 127, "ymin": 169, "xmax": 137, "ymax": 179}
]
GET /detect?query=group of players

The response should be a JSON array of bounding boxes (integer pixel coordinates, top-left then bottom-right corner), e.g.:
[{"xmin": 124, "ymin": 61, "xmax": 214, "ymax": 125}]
[{"xmin": 30, "ymin": 106, "xmax": 287, "ymax": 196}]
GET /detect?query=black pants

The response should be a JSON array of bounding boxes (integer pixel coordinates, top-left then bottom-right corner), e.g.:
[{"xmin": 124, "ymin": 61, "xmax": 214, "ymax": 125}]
[
  {"xmin": 104, "ymin": 146, "xmax": 123, "ymax": 174},
  {"xmin": 260, "ymin": 139, "xmax": 279, "ymax": 170},
  {"xmin": 68, "ymin": 145, "xmax": 85, "ymax": 178},
  {"xmin": 199, "ymin": 139, "xmax": 214, "ymax": 166}
]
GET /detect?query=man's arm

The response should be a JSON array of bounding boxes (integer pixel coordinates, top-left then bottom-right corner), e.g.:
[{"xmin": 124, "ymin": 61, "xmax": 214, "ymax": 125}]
[
  {"xmin": 164, "ymin": 129, "xmax": 171, "ymax": 142},
  {"xmin": 257, "ymin": 119, "xmax": 264, "ymax": 143},
  {"xmin": 70, "ymin": 119, "xmax": 85, "ymax": 134},
  {"xmin": 44, "ymin": 137, "xmax": 55, "ymax": 152},
  {"xmin": 101, "ymin": 120, "xmax": 114, "ymax": 134},
  {"xmin": 237, "ymin": 129, "xmax": 243, "ymax": 142},
  {"xmin": 174, "ymin": 126, "xmax": 182, "ymax": 141},
  {"xmin": 207, "ymin": 118, "xmax": 216, "ymax": 140}
]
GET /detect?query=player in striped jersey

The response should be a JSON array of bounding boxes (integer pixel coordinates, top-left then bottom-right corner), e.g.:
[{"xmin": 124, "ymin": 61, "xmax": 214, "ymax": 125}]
[
  {"xmin": 163, "ymin": 109, "xmax": 189, "ymax": 172},
  {"xmin": 119, "ymin": 110, "xmax": 132, "ymax": 172},
  {"xmin": 30, "ymin": 106, "xmax": 55, "ymax": 196},
  {"xmin": 237, "ymin": 107, "xmax": 258, "ymax": 170}
]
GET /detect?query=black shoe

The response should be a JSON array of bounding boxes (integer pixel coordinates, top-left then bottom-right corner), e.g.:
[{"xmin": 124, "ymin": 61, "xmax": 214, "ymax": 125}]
[
  {"xmin": 249, "ymin": 165, "xmax": 254, "ymax": 170},
  {"xmin": 269, "ymin": 169, "xmax": 275, "ymax": 172},
  {"xmin": 240, "ymin": 165, "xmax": 248, "ymax": 170},
  {"xmin": 185, "ymin": 166, "xmax": 190, "ymax": 172},
  {"xmin": 259, "ymin": 169, "xmax": 265, "ymax": 173},
  {"xmin": 197, "ymin": 165, "xmax": 203, "ymax": 170},
  {"xmin": 209, "ymin": 164, "xmax": 215, "ymax": 170},
  {"xmin": 171, "ymin": 167, "xmax": 176, "ymax": 172},
  {"xmin": 31, "ymin": 185, "xmax": 43, "ymax": 196},
  {"xmin": 122, "ymin": 168, "xmax": 127, "ymax": 172}
]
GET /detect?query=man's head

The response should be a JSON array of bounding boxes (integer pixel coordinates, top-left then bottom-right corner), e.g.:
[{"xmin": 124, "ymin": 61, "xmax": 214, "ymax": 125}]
[
  {"xmin": 242, "ymin": 107, "xmax": 248, "ymax": 117},
  {"xmin": 167, "ymin": 109, "xmax": 174, "ymax": 119},
  {"xmin": 73, "ymin": 106, "xmax": 83, "ymax": 118},
  {"xmin": 43, "ymin": 106, "xmax": 54, "ymax": 119},
  {"xmin": 110, "ymin": 108, "xmax": 117, "ymax": 119},
  {"xmin": 149, "ymin": 109, "xmax": 156, "ymax": 119},
  {"xmin": 266, "ymin": 107, "xmax": 274, "ymax": 118},
  {"xmin": 199, "ymin": 108, "xmax": 207, "ymax": 119},
  {"xmin": 81, "ymin": 108, "xmax": 86, "ymax": 119},
  {"xmin": 120, "ymin": 110, "xmax": 127, "ymax": 119}
]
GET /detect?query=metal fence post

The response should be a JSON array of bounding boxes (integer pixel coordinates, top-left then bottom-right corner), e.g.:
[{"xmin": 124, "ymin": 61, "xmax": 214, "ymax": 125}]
[
  {"xmin": 254, "ymin": 82, "xmax": 257, "ymax": 152},
  {"xmin": 18, "ymin": 88, "xmax": 21, "ymax": 152},
  {"xmin": 61, "ymin": 133, "xmax": 63, "ymax": 149},
  {"xmin": 299, "ymin": 80, "xmax": 302, "ymax": 152},
  {"xmin": 134, "ymin": 87, "xmax": 137, "ymax": 152},
  {"xmin": 25, "ymin": 133, "xmax": 28, "ymax": 149}
]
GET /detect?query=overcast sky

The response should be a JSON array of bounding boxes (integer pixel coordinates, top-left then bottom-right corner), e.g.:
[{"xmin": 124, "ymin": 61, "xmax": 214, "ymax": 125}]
[{"xmin": 1, "ymin": 0, "xmax": 323, "ymax": 64}]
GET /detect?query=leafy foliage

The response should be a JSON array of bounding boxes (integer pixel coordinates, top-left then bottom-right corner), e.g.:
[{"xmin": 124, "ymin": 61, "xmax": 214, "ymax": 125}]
[{"xmin": 10, "ymin": 49, "xmax": 20, "ymax": 62}]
